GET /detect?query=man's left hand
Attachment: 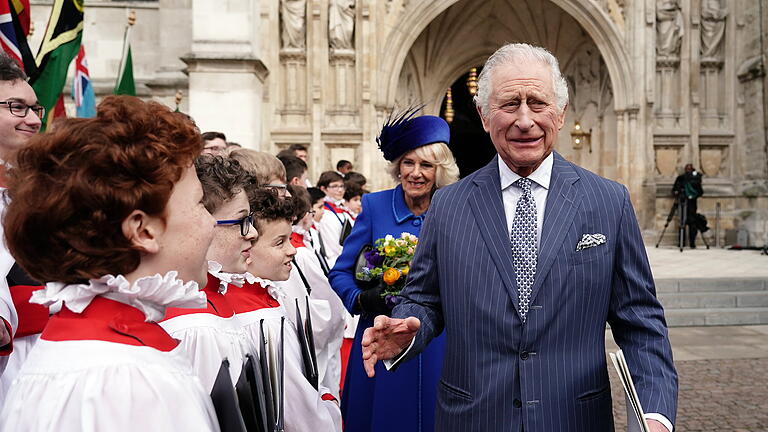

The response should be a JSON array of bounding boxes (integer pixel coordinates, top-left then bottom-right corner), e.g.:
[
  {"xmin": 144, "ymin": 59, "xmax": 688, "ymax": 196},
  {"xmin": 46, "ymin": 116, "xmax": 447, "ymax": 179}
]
[{"xmin": 647, "ymin": 419, "xmax": 671, "ymax": 432}]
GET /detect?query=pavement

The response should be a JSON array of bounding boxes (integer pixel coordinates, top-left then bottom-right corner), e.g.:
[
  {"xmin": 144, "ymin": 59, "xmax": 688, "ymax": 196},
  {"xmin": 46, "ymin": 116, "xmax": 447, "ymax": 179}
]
[{"xmin": 605, "ymin": 246, "xmax": 768, "ymax": 431}]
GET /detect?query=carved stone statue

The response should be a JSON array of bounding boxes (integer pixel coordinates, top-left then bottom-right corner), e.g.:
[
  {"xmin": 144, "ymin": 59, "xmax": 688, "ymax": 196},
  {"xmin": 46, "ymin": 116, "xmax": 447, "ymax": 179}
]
[
  {"xmin": 656, "ymin": 0, "xmax": 684, "ymax": 58},
  {"xmin": 329, "ymin": 0, "xmax": 355, "ymax": 50},
  {"xmin": 281, "ymin": 0, "xmax": 306, "ymax": 49},
  {"xmin": 701, "ymin": 0, "xmax": 727, "ymax": 60}
]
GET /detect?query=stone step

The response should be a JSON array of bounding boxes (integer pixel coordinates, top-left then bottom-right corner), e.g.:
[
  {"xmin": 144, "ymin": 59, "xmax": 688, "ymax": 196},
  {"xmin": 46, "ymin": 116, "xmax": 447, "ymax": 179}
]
[
  {"xmin": 655, "ymin": 278, "xmax": 767, "ymax": 293},
  {"xmin": 658, "ymin": 291, "xmax": 768, "ymax": 309},
  {"xmin": 664, "ymin": 307, "xmax": 768, "ymax": 327}
]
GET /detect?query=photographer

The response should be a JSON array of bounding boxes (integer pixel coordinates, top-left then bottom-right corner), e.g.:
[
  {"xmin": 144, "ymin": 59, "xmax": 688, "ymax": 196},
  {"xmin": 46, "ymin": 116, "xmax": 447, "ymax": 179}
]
[{"xmin": 673, "ymin": 163, "xmax": 704, "ymax": 248}]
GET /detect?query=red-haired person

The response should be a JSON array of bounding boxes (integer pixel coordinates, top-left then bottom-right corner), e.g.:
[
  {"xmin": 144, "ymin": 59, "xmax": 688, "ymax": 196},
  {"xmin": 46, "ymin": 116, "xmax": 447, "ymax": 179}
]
[
  {"xmin": 161, "ymin": 155, "xmax": 256, "ymax": 392},
  {"xmin": 0, "ymin": 96, "xmax": 219, "ymax": 431},
  {"xmin": 276, "ymin": 186, "xmax": 346, "ymax": 398},
  {"xmin": 226, "ymin": 189, "xmax": 343, "ymax": 431}
]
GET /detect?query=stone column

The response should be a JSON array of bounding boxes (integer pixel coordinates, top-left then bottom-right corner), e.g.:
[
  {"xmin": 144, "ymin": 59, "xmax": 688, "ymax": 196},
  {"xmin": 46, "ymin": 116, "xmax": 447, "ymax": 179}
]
[{"xmin": 184, "ymin": 0, "xmax": 268, "ymax": 148}]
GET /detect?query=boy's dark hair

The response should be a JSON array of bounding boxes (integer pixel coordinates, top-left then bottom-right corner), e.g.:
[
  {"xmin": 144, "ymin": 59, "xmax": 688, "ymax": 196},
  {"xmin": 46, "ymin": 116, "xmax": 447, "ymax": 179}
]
[
  {"xmin": 288, "ymin": 143, "xmax": 307, "ymax": 153},
  {"xmin": 0, "ymin": 52, "xmax": 26, "ymax": 81},
  {"xmin": 344, "ymin": 183, "xmax": 367, "ymax": 201},
  {"xmin": 336, "ymin": 159, "xmax": 352, "ymax": 170},
  {"xmin": 316, "ymin": 171, "xmax": 344, "ymax": 188},
  {"xmin": 201, "ymin": 131, "xmax": 226, "ymax": 142},
  {"xmin": 250, "ymin": 188, "xmax": 295, "ymax": 232},
  {"xmin": 343, "ymin": 171, "xmax": 367, "ymax": 187},
  {"xmin": 195, "ymin": 155, "xmax": 250, "ymax": 214},
  {"xmin": 278, "ymin": 154, "xmax": 308, "ymax": 183},
  {"xmin": 307, "ymin": 187, "xmax": 325, "ymax": 204},
  {"xmin": 287, "ymin": 184, "xmax": 311, "ymax": 223}
]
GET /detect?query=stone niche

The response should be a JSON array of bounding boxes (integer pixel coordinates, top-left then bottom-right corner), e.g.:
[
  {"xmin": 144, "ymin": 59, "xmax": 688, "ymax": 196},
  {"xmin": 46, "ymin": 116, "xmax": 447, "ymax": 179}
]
[
  {"xmin": 653, "ymin": 135, "xmax": 688, "ymax": 178},
  {"xmin": 699, "ymin": 134, "xmax": 732, "ymax": 179}
]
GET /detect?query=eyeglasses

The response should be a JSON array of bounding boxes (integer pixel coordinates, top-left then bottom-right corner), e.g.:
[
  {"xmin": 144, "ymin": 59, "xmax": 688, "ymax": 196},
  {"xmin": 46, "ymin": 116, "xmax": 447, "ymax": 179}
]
[
  {"xmin": 216, "ymin": 213, "xmax": 255, "ymax": 236},
  {"xmin": 0, "ymin": 100, "xmax": 45, "ymax": 119},
  {"xmin": 326, "ymin": 184, "xmax": 345, "ymax": 190},
  {"xmin": 262, "ymin": 183, "xmax": 288, "ymax": 197}
]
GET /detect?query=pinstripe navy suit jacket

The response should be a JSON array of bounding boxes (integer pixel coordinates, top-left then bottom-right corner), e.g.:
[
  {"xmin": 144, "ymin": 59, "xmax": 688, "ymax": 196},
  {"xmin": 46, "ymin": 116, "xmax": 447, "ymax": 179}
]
[{"xmin": 392, "ymin": 153, "xmax": 678, "ymax": 432}]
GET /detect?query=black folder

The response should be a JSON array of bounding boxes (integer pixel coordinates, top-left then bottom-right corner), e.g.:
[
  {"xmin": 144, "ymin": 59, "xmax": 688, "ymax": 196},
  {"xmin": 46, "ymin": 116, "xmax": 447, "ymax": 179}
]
[
  {"xmin": 243, "ymin": 354, "xmax": 269, "ymax": 432},
  {"xmin": 258, "ymin": 320, "xmax": 276, "ymax": 431},
  {"xmin": 210, "ymin": 359, "xmax": 247, "ymax": 432},
  {"xmin": 235, "ymin": 359, "xmax": 262, "ymax": 432},
  {"xmin": 294, "ymin": 297, "xmax": 319, "ymax": 389}
]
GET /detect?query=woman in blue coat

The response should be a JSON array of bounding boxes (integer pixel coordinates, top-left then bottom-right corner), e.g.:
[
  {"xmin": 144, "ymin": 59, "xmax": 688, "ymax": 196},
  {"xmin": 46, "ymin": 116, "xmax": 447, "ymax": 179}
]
[{"xmin": 329, "ymin": 110, "xmax": 459, "ymax": 432}]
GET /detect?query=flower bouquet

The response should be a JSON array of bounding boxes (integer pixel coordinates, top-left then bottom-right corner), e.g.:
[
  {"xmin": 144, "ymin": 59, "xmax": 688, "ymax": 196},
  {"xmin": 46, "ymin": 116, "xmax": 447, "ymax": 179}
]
[{"xmin": 355, "ymin": 232, "xmax": 419, "ymax": 308}]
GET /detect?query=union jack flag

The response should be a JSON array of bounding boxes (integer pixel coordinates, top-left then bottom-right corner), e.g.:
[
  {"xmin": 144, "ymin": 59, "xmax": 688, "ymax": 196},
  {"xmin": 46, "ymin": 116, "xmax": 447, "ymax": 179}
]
[
  {"xmin": 0, "ymin": 1, "xmax": 23, "ymax": 67},
  {"xmin": 72, "ymin": 45, "xmax": 95, "ymax": 118}
]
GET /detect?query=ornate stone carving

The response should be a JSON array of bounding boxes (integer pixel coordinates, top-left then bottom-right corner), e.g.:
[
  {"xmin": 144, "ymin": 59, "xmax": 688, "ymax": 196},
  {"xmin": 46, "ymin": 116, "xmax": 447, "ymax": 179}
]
[
  {"xmin": 329, "ymin": 0, "xmax": 355, "ymax": 50},
  {"xmin": 656, "ymin": 0, "xmax": 684, "ymax": 58},
  {"xmin": 701, "ymin": 0, "xmax": 727, "ymax": 61},
  {"xmin": 281, "ymin": 0, "xmax": 306, "ymax": 49}
]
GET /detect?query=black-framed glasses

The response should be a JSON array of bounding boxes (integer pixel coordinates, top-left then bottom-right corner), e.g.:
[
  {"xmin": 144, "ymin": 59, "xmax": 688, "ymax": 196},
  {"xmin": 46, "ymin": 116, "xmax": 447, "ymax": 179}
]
[
  {"xmin": 216, "ymin": 213, "xmax": 254, "ymax": 236},
  {"xmin": 0, "ymin": 100, "xmax": 45, "ymax": 119}
]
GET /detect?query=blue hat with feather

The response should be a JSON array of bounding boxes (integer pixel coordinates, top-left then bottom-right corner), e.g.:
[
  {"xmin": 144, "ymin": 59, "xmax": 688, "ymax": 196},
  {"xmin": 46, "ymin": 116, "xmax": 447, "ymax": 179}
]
[{"xmin": 377, "ymin": 107, "xmax": 450, "ymax": 162}]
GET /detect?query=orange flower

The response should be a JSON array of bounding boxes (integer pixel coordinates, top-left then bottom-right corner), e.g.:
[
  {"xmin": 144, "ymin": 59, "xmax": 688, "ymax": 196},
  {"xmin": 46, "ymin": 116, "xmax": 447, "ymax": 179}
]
[{"xmin": 383, "ymin": 267, "xmax": 401, "ymax": 285}]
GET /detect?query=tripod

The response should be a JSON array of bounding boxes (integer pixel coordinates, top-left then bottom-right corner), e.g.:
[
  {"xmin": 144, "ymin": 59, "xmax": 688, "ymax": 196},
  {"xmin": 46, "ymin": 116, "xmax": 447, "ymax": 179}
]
[{"xmin": 656, "ymin": 195, "xmax": 710, "ymax": 251}]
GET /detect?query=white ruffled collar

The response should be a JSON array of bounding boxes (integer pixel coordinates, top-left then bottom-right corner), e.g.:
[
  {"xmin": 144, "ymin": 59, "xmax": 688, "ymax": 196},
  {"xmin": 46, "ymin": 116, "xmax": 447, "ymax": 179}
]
[
  {"xmin": 207, "ymin": 261, "xmax": 251, "ymax": 294},
  {"xmin": 30, "ymin": 271, "xmax": 206, "ymax": 322},
  {"xmin": 245, "ymin": 273, "xmax": 285, "ymax": 301}
]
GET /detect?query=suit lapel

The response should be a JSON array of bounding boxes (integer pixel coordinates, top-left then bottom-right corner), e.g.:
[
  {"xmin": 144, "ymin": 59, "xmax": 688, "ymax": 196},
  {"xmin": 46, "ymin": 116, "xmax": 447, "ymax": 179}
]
[
  {"xmin": 528, "ymin": 153, "xmax": 582, "ymax": 307},
  {"xmin": 468, "ymin": 156, "xmax": 521, "ymax": 317}
]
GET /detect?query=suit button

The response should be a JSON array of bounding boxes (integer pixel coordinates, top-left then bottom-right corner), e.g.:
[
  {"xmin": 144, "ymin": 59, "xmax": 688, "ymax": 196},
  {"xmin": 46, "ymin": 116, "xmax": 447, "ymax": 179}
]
[
  {"xmin": 520, "ymin": 351, "xmax": 529, "ymax": 360},
  {"xmin": 513, "ymin": 399, "xmax": 522, "ymax": 408}
]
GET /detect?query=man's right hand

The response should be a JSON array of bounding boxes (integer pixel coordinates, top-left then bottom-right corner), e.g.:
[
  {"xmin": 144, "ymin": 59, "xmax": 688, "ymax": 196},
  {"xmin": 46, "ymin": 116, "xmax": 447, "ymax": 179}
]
[{"xmin": 361, "ymin": 315, "xmax": 420, "ymax": 378}]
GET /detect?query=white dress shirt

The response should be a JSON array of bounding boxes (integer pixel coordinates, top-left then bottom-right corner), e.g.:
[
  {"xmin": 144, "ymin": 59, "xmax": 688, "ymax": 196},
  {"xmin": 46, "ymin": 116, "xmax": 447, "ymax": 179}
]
[{"xmin": 498, "ymin": 153, "xmax": 553, "ymax": 247}]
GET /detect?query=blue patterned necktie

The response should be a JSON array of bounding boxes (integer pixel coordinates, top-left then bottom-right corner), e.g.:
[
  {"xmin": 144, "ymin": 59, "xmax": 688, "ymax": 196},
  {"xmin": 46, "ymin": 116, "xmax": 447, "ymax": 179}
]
[{"xmin": 510, "ymin": 177, "xmax": 537, "ymax": 322}]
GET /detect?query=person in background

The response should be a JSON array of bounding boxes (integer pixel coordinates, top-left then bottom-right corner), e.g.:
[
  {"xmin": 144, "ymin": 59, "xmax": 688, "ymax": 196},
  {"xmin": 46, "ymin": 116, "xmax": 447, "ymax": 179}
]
[
  {"xmin": 336, "ymin": 160, "xmax": 352, "ymax": 176},
  {"xmin": 161, "ymin": 155, "xmax": 255, "ymax": 392},
  {"xmin": 276, "ymin": 185, "xmax": 346, "ymax": 398},
  {"xmin": 343, "ymin": 171, "xmax": 367, "ymax": 189},
  {"xmin": 280, "ymin": 154, "xmax": 309, "ymax": 187},
  {"xmin": 316, "ymin": 171, "xmax": 351, "ymax": 268},
  {"xmin": 1, "ymin": 96, "xmax": 219, "ymax": 431},
  {"xmin": 0, "ymin": 51, "xmax": 44, "ymax": 400},
  {"xmin": 226, "ymin": 189, "xmax": 342, "ymax": 432},
  {"xmin": 290, "ymin": 143, "xmax": 308, "ymax": 162},
  {"xmin": 201, "ymin": 131, "xmax": 227, "ymax": 156},
  {"xmin": 226, "ymin": 141, "xmax": 241, "ymax": 151},
  {"xmin": 672, "ymin": 163, "xmax": 704, "ymax": 248},
  {"xmin": 230, "ymin": 148, "xmax": 290, "ymax": 198},
  {"xmin": 343, "ymin": 183, "xmax": 366, "ymax": 218},
  {"xmin": 328, "ymin": 110, "xmax": 459, "ymax": 432}
]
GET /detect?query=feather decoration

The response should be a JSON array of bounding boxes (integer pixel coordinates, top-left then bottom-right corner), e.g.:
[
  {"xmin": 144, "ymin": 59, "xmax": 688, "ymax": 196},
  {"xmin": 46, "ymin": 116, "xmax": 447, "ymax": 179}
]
[{"xmin": 376, "ymin": 105, "xmax": 425, "ymax": 151}]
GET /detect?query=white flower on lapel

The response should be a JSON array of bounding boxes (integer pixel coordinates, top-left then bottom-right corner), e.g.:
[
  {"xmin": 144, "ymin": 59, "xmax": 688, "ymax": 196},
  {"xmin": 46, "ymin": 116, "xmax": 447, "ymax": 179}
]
[{"xmin": 575, "ymin": 233, "xmax": 607, "ymax": 251}]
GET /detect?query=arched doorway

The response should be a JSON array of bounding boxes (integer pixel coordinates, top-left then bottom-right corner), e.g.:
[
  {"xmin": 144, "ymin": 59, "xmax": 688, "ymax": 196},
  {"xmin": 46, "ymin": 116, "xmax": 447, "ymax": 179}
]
[
  {"xmin": 439, "ymin": 68, "xmax": 495, "ymax": 177},
  {"xmin": 394, "ymin": 0, "xmax": 619, "ymax": 179}
]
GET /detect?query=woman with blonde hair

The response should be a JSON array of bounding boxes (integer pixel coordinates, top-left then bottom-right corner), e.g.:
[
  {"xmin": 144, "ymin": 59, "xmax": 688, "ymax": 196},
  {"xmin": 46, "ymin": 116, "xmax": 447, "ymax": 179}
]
[{"xmin": 328, "ymin": 108, "xmax": 459, "ymax": 432}]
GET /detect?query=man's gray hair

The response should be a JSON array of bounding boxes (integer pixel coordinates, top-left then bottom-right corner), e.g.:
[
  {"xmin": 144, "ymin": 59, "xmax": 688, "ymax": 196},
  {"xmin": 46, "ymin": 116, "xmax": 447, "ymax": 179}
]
[{"xmin": 474, "ymin": 43, "xmax": 569, "ymax": 117}]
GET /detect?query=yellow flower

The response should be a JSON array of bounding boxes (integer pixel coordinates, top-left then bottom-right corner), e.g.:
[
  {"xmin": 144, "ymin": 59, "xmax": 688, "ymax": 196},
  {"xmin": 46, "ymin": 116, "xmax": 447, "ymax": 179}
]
[
  {"xmin": 401, "ymin": 266, "xmax": 410, "ymax": 276},
  {"xmin": 383, "ymin": 267, "xmax": 401, "ymax": 285},
  {"xmin": 384, "ymin": 245, "xmax": 396, "ymax": 255}
]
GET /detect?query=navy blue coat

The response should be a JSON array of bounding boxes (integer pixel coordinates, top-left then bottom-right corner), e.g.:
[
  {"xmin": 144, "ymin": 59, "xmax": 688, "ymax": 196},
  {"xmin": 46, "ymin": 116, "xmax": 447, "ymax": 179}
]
[
  {"xmin": 329, "ymin": 184, "xmax": 446, "ymax": 432},
  {"xmin": 393, "ymin": 153, "xmax": 678, "ymax": 432}
]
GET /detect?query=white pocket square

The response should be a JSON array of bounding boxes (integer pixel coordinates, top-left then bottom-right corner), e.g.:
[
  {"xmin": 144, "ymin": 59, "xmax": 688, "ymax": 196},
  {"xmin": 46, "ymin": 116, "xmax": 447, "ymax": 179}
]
[{"xmin": 575, "ymin": 233, "xmax": 606, "ymax": 251}]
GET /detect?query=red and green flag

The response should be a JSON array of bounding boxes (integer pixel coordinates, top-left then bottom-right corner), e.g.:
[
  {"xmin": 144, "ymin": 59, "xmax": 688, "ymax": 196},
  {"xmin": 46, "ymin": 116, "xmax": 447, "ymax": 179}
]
[{"xmin": 31, "ymin": 0, "xmax": 83, "ymax": 130}]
